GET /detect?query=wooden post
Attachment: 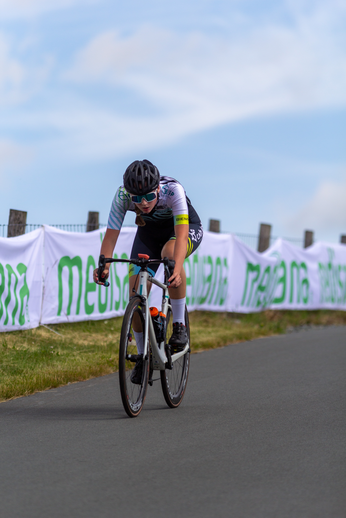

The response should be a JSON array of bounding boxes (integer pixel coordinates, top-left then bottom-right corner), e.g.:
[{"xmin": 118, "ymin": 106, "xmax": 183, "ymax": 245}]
[
  {"xmin": 209, "ymin": 219, "xmax": 220, "ymax": 233},
  {"xmin": 304, "ymin": 230, "xmax": 314, "ymax": 248},
  {"xmin": 257, "ymin": 223, "xmax": 271, "ymax": 252},
  {"xmin": 86, "ymin": 211, "xmax": 99, "ymax": 232},
  {"xmin": 7, "ymin": 209, "xmax": 27, "ymax": 237},
  {"xmin": 341, "ymin": 235, "xmax": 346, "ymax": 244}
]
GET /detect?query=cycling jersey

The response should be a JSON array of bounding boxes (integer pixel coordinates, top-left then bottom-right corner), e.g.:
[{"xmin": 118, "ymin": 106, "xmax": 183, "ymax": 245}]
[
  {"xmin": 107, "ymin": 176, "xmax": 203, "ymax": 276},
  {"xmin": 107, "ymin": 176, "xmax": 199, "ymax": 230}
]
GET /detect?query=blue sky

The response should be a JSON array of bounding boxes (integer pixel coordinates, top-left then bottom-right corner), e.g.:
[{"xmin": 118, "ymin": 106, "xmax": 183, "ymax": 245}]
[{"xmin": 0, "ymin": 0, "xmax": 345, "ymax": 242}]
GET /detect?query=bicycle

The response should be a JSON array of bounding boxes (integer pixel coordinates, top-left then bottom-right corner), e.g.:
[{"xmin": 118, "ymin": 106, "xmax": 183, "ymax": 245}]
[{"xmin": 98, "ymin": 254, "xmax": 190, "ymax": 418}]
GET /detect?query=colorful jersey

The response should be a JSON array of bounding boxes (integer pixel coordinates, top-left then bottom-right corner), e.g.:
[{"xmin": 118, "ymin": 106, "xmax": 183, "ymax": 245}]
[{"xmin": 107, "ymin": 176, "xmax": 195, "ymax": 230}]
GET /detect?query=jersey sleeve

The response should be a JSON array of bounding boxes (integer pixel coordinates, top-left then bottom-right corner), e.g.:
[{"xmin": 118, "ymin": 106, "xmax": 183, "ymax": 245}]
[
  {"xmin": 107, "ymin": 187, "xmax": 131, "ymax": 230},
  {"xmin": 169, "ymin": 182, "xmax": 189, "ymax": 225}
]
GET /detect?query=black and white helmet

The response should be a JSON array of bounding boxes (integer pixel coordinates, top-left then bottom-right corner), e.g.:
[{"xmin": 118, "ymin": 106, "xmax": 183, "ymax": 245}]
[{"xmin": 123, "ymin": 160, "xmax": 160, "ymax": 195}]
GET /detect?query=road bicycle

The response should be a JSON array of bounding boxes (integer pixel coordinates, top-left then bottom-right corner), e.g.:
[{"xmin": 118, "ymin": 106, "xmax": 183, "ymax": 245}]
[{"xmin": 98, "ymin": 254, "xmax": 190, "ymax": 418}]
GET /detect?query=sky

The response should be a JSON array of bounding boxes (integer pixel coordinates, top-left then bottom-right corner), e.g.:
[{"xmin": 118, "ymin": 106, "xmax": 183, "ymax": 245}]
[{"xmin": 0, "ymin": 0, "xmax": 345, "ymax": 243}]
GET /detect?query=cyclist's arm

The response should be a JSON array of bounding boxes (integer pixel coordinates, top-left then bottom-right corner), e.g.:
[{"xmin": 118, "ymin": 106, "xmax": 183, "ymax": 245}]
[
  {"xmin": 169, "ymin": 223, "xmax": 189, "ymax": 286},
  {"xmin": 93, "ymin": 228, "xmax": 120, "ymax": 284}
]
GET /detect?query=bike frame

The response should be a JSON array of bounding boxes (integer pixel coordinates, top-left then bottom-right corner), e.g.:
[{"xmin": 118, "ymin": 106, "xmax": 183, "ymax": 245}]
[
  {"xmin": 139, "ymin": 269, "xmax": 189, "ymax": 370},
  {"xmin": 98, "ymin": 255, "xmax": 189, "ymax": 371}
]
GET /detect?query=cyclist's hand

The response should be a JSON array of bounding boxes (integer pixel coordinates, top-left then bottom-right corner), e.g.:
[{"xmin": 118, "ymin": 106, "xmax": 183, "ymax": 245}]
[
  {"xmin": 93, "ymin": 267, "xmax": 109, "ymax": 285},
  {"xmin": 168, "ymin": 271, "xmax": 182, "ymax": 288}
]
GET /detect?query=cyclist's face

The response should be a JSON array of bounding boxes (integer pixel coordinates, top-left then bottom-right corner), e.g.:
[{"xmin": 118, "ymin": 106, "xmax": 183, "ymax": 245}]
[{"xmin": 132, "ymin": 186, "xmax": 159, "ymax": 213}]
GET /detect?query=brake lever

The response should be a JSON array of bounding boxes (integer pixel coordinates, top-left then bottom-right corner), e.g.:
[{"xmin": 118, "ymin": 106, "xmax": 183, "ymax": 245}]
[{"xmin": 163, "ymin": 257, "xmax": 175, "ymax": 287}]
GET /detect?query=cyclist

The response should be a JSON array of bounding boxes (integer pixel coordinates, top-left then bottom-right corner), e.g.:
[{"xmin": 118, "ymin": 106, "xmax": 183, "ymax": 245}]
[{"xmin": 93, "ymin": 159, "xmax": 203, "ymax": 383}]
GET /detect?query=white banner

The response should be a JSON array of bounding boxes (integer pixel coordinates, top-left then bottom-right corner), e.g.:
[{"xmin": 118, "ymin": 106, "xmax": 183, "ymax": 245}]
[
  {"xmin": 1, "ymin": 226, "xmax": 345, "ymax": 333},
  {"xmin": 0, "ymin": 228, "xmax": 44, "ymax": 331},
  {"xmin": 149, "ymin": 231, "xmax": 232, "ymax": 312},
  {"xmin": 41, "ymin": 225, "xmax": 136, "ymax": 325},
  {"xmin": 265, "ymin": 239, "xmax": 346, "ymax": 310}
]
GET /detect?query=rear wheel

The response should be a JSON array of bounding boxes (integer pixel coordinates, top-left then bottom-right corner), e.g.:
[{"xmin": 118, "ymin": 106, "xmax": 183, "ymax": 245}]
[
  {"xmin": 119, "ymin": 297, "xmax": 149, "ymax": 418},
  {"xmin": 160, "ymin": 306, "xmax": 190, "ymax": 408}
]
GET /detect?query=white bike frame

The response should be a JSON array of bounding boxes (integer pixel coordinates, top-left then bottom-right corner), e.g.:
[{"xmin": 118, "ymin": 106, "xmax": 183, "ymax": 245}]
[{"xmin": 136, "ymin": 269, "xmax": 189, "ymax": 370}]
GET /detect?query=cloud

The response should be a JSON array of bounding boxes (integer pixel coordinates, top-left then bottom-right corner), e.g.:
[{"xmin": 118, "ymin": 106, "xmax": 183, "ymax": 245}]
[
  {"xmin": 0, "ymin": 0, "xmax": 99, "ymax": 18},
  {"xmin": 0, "ymin": 33, "xmax": 53, "ymax": 107},
  {"xmin": 65, "ymin": 3, "xmax": 346, "ymax": 119},
  {"xmin": 2, "ymin": 0, "xmax": 346, "ymax": 164},
  {"xmin": 0, "ymin": 35, "xmax": 26, "ymax": 105},
  {"xmin": 57, "ymin": 1, "xmax": 346, "ymax": 158},
  {"xmin": 285, "ymin": 178, "xmax": 346, "ymax": 235}
]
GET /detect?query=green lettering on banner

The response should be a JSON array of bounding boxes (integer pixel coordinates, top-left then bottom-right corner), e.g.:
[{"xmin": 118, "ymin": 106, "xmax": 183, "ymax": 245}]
[
  {"xmin": 0, "ymin": 263, "xmax": 4, "ymax": 321},
  {"xmin": 300, "ymin": 262, "xmax": 309, "ymax": 304},
  {"xmin": 318, "ymin": 263, "xmax": 327, "ymax": 303},
  {"xmin": 208, "ymin": 257, "xmax": 220, "ymax": 305},
  {"xmin": 85, "ymin": 255, "xmax": 96, "ymax": 315},
  {"xmin": 218, "ymin": 258, "xmax": 228, "ymax": 306},
  {"xmin": 265, "ymin": 265, "xmax": 281, "ymax": 307},
  {"xmin": 318, "ymin": 248, "xmax": 346, "ymax": 305},
  {"xmin": 199, "ymin": 256, "xmax": 213, "ymax": 305},
  {"xmin": 273, "ymin": 261, "xmax": 286, "ymax": 304},
  {"xmin": 241, "ymin": 263, "xmax": 260, "ymax": 306},
  {"xmin": 58, "ymin": 256, "xmax": 83, "ymax": 316},
  {"xmin": 0, "ymin": 262, "xmax": 30, "ymax": 326},
  {"xmin": 340, "ymin": 266, "xmax": 346, "ymax": 304},
  {"xmin": 17, "ymin": 263, "xmax": 30, "ymax": 326},
  {"xmin": 289, "ymin": 261, "xmax": 309, "ymax": 305},
  {"xmin": 253, "ymin": 265, "xmax": 271, "ymax": 307},
  {"xmin": 4, "ymin": 265, "xmax": 19, "ymax": 325},
  {"xmin": 290, "ymin": 261, "xmax": 299, "ymax": 303},
  {"xmin": 184, "ymin": 254, "xmax": 228, "ymax": 307},
  {"xmin": 241, "ymin": 259, "xmax": 311, "ymax": 308}
]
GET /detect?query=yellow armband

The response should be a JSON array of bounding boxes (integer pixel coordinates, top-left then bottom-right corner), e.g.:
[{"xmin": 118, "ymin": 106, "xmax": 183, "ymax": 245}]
[{"xmin": 174, "ymin": 214, "xmax": 189, "ymax": 225}]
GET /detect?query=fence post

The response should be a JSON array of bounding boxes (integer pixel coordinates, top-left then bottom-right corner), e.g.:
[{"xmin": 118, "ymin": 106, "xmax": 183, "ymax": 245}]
[
  {"xmin": 304, "ymin": 230, "xmax": 314, "ymax": 248},
  {"xmin": 87, "ymin": 211, "xmax": 99, "ymax": 232},
  {"xmin": 341, "ymin": 235, "xmax": 346, "ymax": 244},
  {"xmin": 209, "ymin": 219, "xmax": 220, "ymax": 233},
  {"xmin": 7, "ymin": 209, "xmax": 27, "ymax": 237},
  {"xmin": 257, "ymin": 223, "xmax": 271, "ymax": 252}
]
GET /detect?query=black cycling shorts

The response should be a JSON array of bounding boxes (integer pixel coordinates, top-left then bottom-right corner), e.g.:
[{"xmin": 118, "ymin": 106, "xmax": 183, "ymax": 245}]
[{"xmin": 129, "ymin": 221, "xmax": 203, "ymax": 277}]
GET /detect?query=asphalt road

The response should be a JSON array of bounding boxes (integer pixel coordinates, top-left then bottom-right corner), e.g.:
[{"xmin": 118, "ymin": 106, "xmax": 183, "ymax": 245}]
[{"xmin": 1, "ymin": 326, "xmax": 345, "ymax": 518}]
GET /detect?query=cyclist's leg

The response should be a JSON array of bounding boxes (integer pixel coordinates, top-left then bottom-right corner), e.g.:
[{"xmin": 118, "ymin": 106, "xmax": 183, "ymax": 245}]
[
  {"xmin": 160, "ymin": 239, "xmax": 186, "ymax": 299},
  {"xmin": 161, "ymin": 222, "xmax": 203, "ymax": 303},
  {"xmin": 161, "ymin": 222, "xmax": 203, "ymax": 345}
]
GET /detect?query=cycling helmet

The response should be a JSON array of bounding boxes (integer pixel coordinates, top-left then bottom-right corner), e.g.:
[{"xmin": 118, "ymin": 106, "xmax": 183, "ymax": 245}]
[{"xmin": 123, "ymin": 159, "xmax": 160, "ymax": 195}]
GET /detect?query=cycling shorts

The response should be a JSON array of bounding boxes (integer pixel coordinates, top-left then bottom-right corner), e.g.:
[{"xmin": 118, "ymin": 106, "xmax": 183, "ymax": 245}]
[{"xmin": 129, "ymin": 221, "xmax": 203, "ymax": 277}]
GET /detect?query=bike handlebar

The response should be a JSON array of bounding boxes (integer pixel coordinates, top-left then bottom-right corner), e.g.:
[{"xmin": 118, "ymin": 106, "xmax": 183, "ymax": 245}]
[{"xmin": 97, "ymin": 254, "xmax": 175, "ymax": 288}]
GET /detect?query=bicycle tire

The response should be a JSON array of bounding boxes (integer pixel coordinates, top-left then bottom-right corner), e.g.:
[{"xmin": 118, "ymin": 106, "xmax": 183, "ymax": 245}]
[
  {"xmin": 119, "ymin": 297, "xmax": 149, "ymax": 417},
  {"xmin": 160, "ymin": 306, "xmax": 190, "ymax": 408}
]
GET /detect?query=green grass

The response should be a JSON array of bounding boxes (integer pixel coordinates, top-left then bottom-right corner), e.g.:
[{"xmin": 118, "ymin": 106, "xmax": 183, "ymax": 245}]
[{"xmin": 1, "ymin": 310, "xmax": 345, "ymax": 402}]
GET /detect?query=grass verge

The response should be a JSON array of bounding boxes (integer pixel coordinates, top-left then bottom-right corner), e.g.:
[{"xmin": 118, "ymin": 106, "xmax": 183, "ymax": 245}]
[{"xmin": 1, "ymin": 310, "xmax": 345, "ymax": 401}]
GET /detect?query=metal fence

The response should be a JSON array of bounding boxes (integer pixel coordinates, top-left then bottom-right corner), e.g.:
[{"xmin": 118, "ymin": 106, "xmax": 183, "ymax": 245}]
[
  {"xmin": 233, "ymin": 232, "xmax": 303, "ymax": 250},
  {"xmin": 1, "ymin": 223, "xmax": 304, "ymax": 248},
  {"xmin": 1, "ymin": 223, "xmax": 107, "ymax": 237}
]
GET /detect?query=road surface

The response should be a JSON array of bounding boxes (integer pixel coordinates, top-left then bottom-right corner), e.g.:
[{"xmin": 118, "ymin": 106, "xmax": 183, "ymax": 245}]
[{"xmin": 1, "ymin": 326, "xmax": 345, "ymax": 518}]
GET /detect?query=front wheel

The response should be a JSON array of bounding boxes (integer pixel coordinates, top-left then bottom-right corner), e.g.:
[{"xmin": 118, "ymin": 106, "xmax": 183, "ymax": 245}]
[
  {"xmin": 119, "ymin": 297, "xmax": 149, "ymax": 418},
  {"xmin": 160, "ymin": 306, "xmax": 190, "ymax": 408}
]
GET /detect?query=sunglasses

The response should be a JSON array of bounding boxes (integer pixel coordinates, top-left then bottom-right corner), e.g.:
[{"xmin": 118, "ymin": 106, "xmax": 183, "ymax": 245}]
[{"xmin": 130, "ymin": 191, "xmax": 158, "ymax": 204}]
